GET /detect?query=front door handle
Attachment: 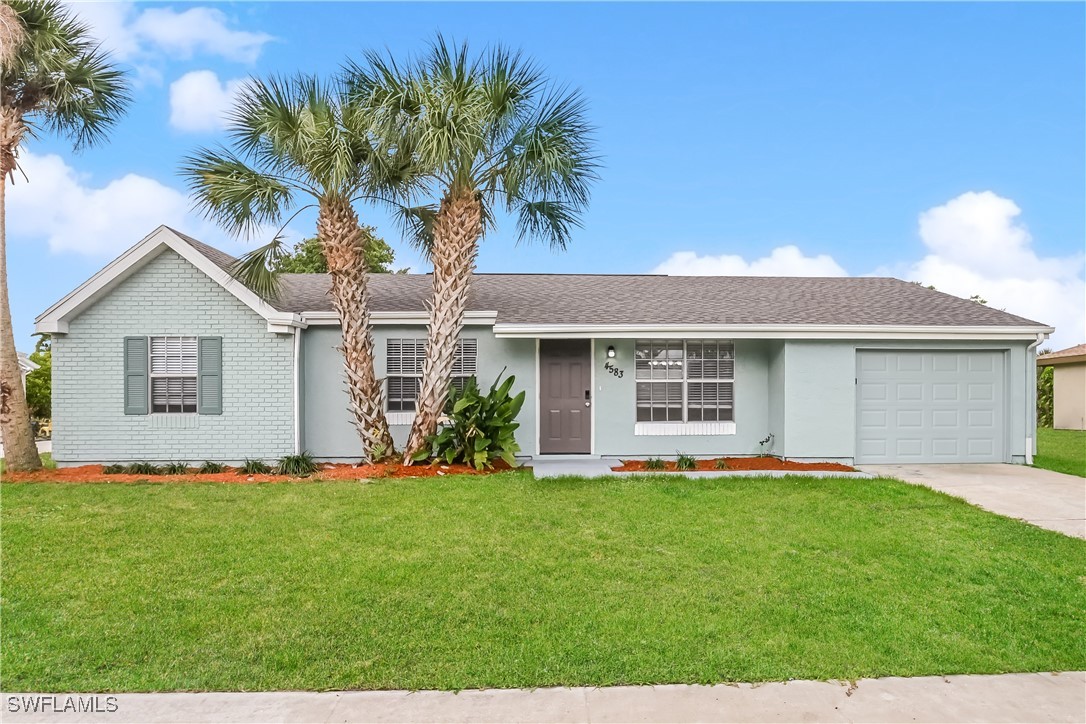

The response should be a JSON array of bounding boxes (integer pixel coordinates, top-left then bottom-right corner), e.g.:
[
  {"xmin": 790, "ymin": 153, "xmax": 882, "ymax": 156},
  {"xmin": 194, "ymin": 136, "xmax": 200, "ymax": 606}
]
[{"xmin": 585, "ymin": 390, "xmax": 591, "ymax": 407}]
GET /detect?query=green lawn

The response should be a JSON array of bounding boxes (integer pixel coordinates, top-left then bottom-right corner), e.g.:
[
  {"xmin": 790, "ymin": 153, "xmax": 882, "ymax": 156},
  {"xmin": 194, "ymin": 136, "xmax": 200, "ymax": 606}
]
[
  {"xmin": 1034, "ymin": 428, "xmax": 1086, "ymax": 477},
  {"xmin": 0, "ymin": 452, "xmax": 54, "ymax": 475},
  {"xmin": 2, "ymin": 473, "xmax": 1084, "ymax": 692}
]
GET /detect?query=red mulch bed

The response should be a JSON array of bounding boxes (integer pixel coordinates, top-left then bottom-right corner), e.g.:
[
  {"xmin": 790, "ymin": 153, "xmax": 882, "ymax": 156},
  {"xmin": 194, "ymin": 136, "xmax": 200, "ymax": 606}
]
[
  {"xmin": 613, "ymin": 457, "xmax": 855, "ymax": 473},
  {"xmin": 2, "ymin": 460, "xmax": 514, "ymax": 484}
]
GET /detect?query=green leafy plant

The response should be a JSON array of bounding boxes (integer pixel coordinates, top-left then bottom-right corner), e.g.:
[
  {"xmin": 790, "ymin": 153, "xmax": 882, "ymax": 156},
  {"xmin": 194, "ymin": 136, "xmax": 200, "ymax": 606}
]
[
  {"xmin": 675, "ymin": 453, "xmax": 697, "ymax": 471},
  {"xmin": 163, "ymin": 462, "xmax": 189, "ymax": 475},
  {"xmin": 276, "ymin": 452, "xmax": 318, "ymax": 477},
  {"xmin": 645, "ymin": 457, "xmax": 667, "ymax": 470},
  {"xmin": 102, "ymin": 464, "xmax": 125, "ymax": 474},
  {"xmin": 124, "ymin": 462, "xmax": 161, "ymax": 476},
  {"xmin": 714, "ymin": 458, "xmax": 730, "ymax": 470},
  {"xmin": 1037, "ymin": 362, "xmax": 1054, "ymax": 428},
  {"xmin": 199, "ymin": 461, "xmax": 225, "ymax": 474},
  {"xmin": 414, "ymin": 373, "xmax": 525, "ymax": 470},
  {"xmin": 240, "ymin": 459, "xmax": 272, "ymax": 475}
]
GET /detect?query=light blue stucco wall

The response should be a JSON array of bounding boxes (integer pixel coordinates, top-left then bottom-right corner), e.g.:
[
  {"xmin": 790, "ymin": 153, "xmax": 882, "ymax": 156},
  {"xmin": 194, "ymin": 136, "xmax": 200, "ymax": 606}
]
[
  {"xmin": 301, "ymin": 324, "xmax": 536, "ymax": 460},
  {"xmin": 52, "ymin": 249, "xmax": 295, "ymax": 465}
]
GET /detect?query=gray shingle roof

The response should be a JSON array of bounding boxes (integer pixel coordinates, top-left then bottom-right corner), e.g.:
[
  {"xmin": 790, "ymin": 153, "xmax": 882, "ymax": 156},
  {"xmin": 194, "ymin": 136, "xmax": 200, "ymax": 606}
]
[{"xmin": 176, "ymin": 233, "xmax": 1048, "ymax": 328}]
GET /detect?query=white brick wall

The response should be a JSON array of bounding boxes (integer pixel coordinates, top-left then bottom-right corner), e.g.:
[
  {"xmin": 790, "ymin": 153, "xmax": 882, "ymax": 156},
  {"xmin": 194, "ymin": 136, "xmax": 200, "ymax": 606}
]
[{"xmin": 53, "ymin": 249, "xmax": 295, "ymax": 465}]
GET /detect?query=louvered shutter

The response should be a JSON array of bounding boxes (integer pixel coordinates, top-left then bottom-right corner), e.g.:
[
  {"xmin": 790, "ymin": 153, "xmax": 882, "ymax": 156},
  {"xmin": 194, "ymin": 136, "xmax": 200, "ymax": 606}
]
[
  {"xmin": 197, "ymin": 337, "xmax": 223, "ymax": 415},
  {"xmin": 124, "ymin": 336, "xmax": 149, "ymax": 415}
]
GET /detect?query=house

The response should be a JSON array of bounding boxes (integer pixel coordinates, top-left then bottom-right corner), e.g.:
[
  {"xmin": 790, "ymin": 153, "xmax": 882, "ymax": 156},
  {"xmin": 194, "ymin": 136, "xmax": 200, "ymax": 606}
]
[
  {"xmin": 1037, "ymin": 344, "xmax": 1086, "ymax": 430},
  {"xmin": 35, "ymin": 226, "xmax": 1054, "ymax": 467},
  {"xmin": 17, "ymin": 351, "xmax": 38, "ymax": 390}
]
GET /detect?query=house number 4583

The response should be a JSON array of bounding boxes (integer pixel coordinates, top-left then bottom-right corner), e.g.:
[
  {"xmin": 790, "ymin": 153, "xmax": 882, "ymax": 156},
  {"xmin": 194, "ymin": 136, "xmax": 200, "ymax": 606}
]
[{"xmin": 603, "ymin": 361, "xmax": 624, "ymax": 378}]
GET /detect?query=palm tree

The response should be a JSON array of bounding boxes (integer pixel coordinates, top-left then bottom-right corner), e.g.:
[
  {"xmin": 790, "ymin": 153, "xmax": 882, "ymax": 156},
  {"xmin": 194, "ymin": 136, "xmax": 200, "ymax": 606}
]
[
  {"xmin": 0, "ymin": 0, "xmax": 129, "ymax": 471},
  {"xmin": 346, "ymin": 39, "xmax": 598, "ymax": 462},
  {"xmin": 182, "ymin": 75, "xmax": 406, "ymax": 461}
]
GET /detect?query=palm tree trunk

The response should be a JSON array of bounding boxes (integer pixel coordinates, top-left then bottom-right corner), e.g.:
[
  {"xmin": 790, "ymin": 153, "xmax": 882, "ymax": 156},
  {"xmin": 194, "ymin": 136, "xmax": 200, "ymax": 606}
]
[
  {"xmin": 403, "ymin": 190, "xmax": 483, "ymax": 463},
  {"xmin": 0, "ymin": 131, "xmax": 42, "ymax": 472},
  {"xmin": 318, "ymin": 195, "xmax": 395, "ymax": 461}
]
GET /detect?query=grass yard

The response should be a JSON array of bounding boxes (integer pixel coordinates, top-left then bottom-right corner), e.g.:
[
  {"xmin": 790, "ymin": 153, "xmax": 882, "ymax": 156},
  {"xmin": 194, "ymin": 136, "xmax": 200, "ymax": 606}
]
[
  {"xmin": 2, "ymin": 472, "xmax": 1084, "ymax": 692},
  {"xmin": 1034, "ymin": 428, "xmax": 1086, "ymax": 477},
  {"xmin": 0, "ymin": 452, "xmax": 55, "ymax": 475}
]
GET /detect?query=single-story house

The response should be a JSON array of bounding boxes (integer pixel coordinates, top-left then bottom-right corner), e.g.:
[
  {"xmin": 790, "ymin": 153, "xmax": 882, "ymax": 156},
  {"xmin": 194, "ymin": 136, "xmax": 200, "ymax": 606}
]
[
  {"xmin": 35, "ymin": 226, "xmax": 1054, "ymax": 467},
  {"xmin": 1037, "ymin": 344, "xmax": 1086, "ymax": 431}
]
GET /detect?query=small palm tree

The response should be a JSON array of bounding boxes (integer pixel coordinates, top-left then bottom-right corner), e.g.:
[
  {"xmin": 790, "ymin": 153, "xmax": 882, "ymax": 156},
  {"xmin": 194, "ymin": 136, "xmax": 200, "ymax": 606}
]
[
  {"xmin": 181, "ymin": 75, "xmax": 405, "ymax": 460},
  {"xmin": 347, "ymin": 38, "xmax": 599, "ymax": 462},
  {"xmin": 0, "ymin": 0, "xmax": 129, "ymax": 471}
]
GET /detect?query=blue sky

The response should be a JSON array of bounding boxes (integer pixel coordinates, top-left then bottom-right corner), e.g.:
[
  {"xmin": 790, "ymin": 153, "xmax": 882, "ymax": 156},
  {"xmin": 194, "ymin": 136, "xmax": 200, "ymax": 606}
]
[{"xmin": 10, "ymin": 1, "xmax": 1085, "ymax": 348}]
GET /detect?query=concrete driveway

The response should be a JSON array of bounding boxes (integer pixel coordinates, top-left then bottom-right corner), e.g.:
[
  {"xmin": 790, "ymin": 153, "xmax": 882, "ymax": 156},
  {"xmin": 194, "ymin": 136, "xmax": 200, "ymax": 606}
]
[{"xmin": 858, "ymin": 464, "xmax": 1086, "ymax": 538}]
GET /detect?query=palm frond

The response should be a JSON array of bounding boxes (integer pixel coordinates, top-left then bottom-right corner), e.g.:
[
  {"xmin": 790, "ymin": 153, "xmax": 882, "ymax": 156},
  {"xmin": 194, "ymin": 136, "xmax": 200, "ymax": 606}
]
[
  {"xmin": 230, "ymin": 237, "xmax": 289, "ymax": 300},
  {"xmin": 180, "ymin": 147, "xmax": 295, "ymax": 237},
  {"xmin": 515, "ymin": 199, "xmax": 581, "ymax": 251},
  {"xmin": 395, "ymin": 204, "xmax": 438, "ymax": 254}
]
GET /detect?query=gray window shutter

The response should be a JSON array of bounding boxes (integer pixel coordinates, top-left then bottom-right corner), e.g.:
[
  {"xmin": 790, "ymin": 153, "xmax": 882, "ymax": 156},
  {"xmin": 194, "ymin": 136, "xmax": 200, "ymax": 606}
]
[
  {"xmin": 197, "ymin": 337, "xmax": 223, "ymax": 415},
  {"xmin": 124, "ymin": 336, "xmax": 149, "ymax": 415}
]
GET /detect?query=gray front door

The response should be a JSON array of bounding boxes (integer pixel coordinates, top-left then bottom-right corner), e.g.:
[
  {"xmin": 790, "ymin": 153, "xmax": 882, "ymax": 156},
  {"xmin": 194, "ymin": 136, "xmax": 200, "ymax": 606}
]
[
  {"xmin": 856, "ymin": 350, "xmax": 1005, "ymax": 463},
  {"xmin": 539, "ymin": 340, "xmax": 591, "ymax": 454}
]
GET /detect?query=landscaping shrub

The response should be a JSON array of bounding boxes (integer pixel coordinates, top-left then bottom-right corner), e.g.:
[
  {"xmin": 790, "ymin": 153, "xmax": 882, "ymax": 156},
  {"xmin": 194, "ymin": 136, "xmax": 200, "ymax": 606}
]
[
  {"xmin": 714, "ymin": 458, "xmax": 730, "ymax": 470},
  {"xmin": 645, "ymin": 457, "xmax": 666, "ymax": 470},
  {"xmin": 414, "ymin": 373, "xmax": 525, "ymax": 470},
  {"xmin": 162, "ymin": 462, "xmax": 189, "ymax": 475},
  {"xmin": 240, "ymin": 459, "xmax": 272, "ymax": 475},
  {"xmin": 676, "ymin": 453, "xmax": 697, "ymax": 471},
  {"xmin": 199, "ymin": 461, "xmax": 225, "ymax": 474},
  {"xmin": 124, "ymin": 462, "xmax": 161, "ymax": 476},
  {"xmin": 102, "ymin": 464, "xmax": 125, "ymax": 474},
  {"xmin": 276, "ymin": 452, "xmax": 318, "ymax": 477},
  {"xmin": 1038, "ymin": 364, "xmax": 1054, "ymax": 428}
]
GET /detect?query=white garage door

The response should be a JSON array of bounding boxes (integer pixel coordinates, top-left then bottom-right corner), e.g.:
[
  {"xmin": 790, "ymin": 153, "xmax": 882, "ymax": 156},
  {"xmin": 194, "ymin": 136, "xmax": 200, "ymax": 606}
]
[{"xmin": 856, "ymin": 351, "xmax": 1005, "ymax": 464}]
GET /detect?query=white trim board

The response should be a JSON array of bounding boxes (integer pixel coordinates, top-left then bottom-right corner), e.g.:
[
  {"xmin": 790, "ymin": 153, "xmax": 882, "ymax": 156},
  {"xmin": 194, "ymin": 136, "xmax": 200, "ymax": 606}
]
[
  {"xmin": 301, "ymin": 310, "xmax": 498, "ymax": 326},
  {"xmin": 492, "ymin": 324, "xmax": 1054, "ymax": 341},
  {"xmin": 35, "ymin": 226, "xmax": 304, "ymax": 335}
]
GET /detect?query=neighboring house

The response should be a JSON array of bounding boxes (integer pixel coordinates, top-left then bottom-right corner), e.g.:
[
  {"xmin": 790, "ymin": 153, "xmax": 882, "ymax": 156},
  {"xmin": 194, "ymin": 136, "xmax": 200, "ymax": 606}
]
[
  {"xmin": 17, "ymin": 351, "xmax": 38, "ymax": 390},
  {"xmin": 1037, "ymin": 344, "xmax": 1086, "ymax": 430},
  {"xmin": 35, "ymin": 226, "xmax": 1054, "ymax": 467}
]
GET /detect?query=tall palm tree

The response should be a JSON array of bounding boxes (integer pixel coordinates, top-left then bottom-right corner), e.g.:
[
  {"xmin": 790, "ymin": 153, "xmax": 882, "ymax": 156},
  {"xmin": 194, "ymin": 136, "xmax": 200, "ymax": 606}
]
[
  {"xmin": 182, "ymin": 75, "xmax": 405, "ymax": 461},
  {"xmin": 346, "ymin": 39, "xmax": 598, "ymax": 462},
  {"xmin": 0, "ymin": 0, "xmax": 129, "ymax": 471}
]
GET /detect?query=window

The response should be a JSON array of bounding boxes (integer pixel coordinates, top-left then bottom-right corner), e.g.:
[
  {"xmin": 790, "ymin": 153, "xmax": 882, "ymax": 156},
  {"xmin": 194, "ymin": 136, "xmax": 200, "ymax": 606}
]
[
  {"xmin": 635, "ymin": 340, "xmax": 734, "ymax": 423},
  {"xmin": 150, "ymin": 336, "xmax": 198, "ymax": 413},
  {"xmin": 386, "ymin": 338, "xmax": 478, "ymax": 412}
]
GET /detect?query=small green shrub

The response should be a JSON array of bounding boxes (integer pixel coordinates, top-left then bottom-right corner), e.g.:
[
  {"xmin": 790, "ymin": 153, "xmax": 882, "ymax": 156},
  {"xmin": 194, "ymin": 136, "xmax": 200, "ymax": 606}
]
[
  {"xmin": 276, "ymin": 452, "xmax": 318, "ymax": 477},
  {"xmin": 414, "ymin": 372, "xmax": 525, "ymax": 470},
  {"xmin": 102, "ymin": 464, "xmax": 125, "ymax": 474},
  {"xmin": 645, "ymin": 457, "xmax": 667, "ymax": 470},
  {"xmin": 163, "ymin": 462, "xmax": 189, "ymax": 475},
  {"xmin": 713, "ymin": 458, "xmax": 730, "ymax": 470},
  {"xmin": 124, "ymin": 462, "xmax": 161, "ymax": 476},
  {"xmin": 199, "ymin": 461, "xmax": 224, "ymax": 474},
  {"xmin": 675, "ymin": 453, "xmax": 697, "ymax": 471},
  {"xmin": 240, "ymin": 459, "xmax": 272, "ymax": 475}
]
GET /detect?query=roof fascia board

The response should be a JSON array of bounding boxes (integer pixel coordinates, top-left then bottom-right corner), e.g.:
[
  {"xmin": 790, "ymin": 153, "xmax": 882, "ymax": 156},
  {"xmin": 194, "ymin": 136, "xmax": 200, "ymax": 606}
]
[
  {"xmin": 492, "ymin": 324, "xmax": 1055, "ymax": 340},
  {"xmin": 1037, "ymin": 354, "xmax": 1086, "ymax": 366},
  {"xmin": 301, "ymin": 311, "xmax": 499, "ymax": 326},
  {"xmin": 35, "ymin": 226, "xmax": 301, "ymax": 334}
]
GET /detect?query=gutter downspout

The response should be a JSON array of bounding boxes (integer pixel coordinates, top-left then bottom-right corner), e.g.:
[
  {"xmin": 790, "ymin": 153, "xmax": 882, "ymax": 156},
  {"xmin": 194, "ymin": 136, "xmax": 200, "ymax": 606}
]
[
  {"xmin": 1025, "ymin": 332, "xmax": 1046, "ymax": 465},
  {"xmin": 293, "ymin": 328, "xmax": 302, "ymax": 455}
]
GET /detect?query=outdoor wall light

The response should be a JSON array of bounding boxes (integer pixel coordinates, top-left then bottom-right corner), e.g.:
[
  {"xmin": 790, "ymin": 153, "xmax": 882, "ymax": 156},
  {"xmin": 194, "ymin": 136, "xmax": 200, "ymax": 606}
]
[{"xmin": 607, "ymin": 345, "xmax": 616, "ymax": 358}]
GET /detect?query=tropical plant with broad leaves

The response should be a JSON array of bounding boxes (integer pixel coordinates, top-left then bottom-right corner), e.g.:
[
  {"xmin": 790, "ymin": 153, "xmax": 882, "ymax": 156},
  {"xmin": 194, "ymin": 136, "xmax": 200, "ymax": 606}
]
[
  {"xmin": 345, "ymin": 37, "xmax": 599, "ymax": 462},
  {"xmin": 181, "ymin": 74, "xmax": 411, "ymax": 460},
  {"xmin": 413, "ymin": 372, "xmax": 525, "ymax": 470},
  {"xmin": 0, "ymin": 0, "xmax": 130, "ymax": 471}
]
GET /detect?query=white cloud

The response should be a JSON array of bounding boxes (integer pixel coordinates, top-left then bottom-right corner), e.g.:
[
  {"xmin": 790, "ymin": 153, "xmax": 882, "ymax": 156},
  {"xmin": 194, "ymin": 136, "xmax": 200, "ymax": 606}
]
[
  {"xmin": 68, "ymin": 2, "xmax": 273, "ymax": 65},
  {"xmin": 650, "ymin": 191, "xmax": 1084, "ymax": 349},
  {"xmin": 903, "ymin": 191, "xmax": 1084, "ymax": 349},
  {"xmin": 652, "ymin": 245, "xmax": 848, "ymax": 277},
  {"xmin": 6, "ymin": 151, "xmax": 297, "ymax": 258},
  {"xmin": 169, "ymin": 71, "xmax": 246, "ymax": 132}
]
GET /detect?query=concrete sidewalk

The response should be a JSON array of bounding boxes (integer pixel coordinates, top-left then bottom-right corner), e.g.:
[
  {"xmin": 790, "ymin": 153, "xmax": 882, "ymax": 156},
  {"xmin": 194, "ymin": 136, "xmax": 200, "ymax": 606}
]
[{"xmin": 4, "ymin": 672, "xmax": 1083, "ymax": 723}]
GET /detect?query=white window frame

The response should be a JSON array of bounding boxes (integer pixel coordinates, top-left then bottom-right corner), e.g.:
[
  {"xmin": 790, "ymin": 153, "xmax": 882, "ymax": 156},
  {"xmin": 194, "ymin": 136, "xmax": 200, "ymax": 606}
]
[
  {"xmin": 634, "ymin": 339, "xmax": 736, "ymax": 436},
  {"xmin": 385, "ymin": 338, "xmax": 478, "ymax": 423},
  {"xmin": 149, "ymin": 335, "xmax": 198, "ymax": 414}
]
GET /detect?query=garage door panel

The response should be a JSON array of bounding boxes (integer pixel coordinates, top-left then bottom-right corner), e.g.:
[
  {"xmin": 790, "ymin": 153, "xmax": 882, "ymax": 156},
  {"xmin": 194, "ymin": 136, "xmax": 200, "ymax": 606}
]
[{"xmin": 856, "ymin": 351, "xmax": 1004, "ymax": 464}]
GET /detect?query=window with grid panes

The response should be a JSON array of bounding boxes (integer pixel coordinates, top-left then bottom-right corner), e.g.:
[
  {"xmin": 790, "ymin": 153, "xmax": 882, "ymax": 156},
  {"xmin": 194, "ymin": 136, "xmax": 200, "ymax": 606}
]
[
  {"xmin": 635, "ymin": 340, "xmax": 734, "ymax": 422},
  {"xmin": 386, "ymin": 338, "xmax": 478, "ymax": 412}
]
